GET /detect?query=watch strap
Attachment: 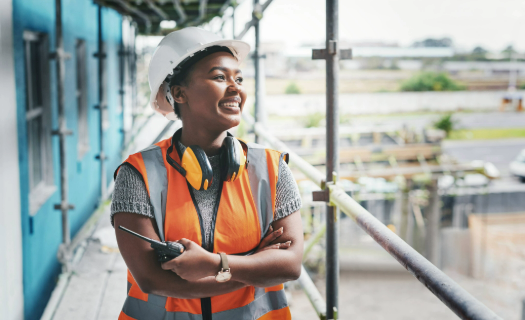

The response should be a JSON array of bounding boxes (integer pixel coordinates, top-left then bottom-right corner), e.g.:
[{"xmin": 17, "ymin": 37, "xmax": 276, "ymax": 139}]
[{"xmin": 219, "ymin": 252, "xmax": 229, "ymax": 270}]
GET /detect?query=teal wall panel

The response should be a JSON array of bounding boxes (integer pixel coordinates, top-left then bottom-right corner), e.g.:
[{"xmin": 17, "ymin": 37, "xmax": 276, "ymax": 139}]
[{"xmin": 12, "ymin": 1, "xmax": 123, "ymax": 318}]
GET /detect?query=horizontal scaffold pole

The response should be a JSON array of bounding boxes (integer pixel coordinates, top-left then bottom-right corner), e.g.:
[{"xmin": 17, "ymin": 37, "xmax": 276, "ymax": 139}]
[{"xmin": 298, "ymin": 265, "xmax": 326, "ymax": 319}]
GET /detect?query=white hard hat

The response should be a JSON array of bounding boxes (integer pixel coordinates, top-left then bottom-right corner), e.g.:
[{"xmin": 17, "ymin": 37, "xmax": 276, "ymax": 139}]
[{"xmin": 148, "ymin": 27, "xmax": 251, "ymax": 120}]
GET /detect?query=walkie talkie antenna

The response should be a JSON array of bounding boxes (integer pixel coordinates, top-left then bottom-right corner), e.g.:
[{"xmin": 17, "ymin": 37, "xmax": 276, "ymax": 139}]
[{"xmin": 118, "ymin": 226, "xmax": 166, "ymax": 247}]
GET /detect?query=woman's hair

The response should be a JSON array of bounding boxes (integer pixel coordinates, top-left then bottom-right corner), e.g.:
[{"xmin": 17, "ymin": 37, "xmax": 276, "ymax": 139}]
[{"xmin": 166, "ymin": 45, "xmax": 234, "ymax": 118}]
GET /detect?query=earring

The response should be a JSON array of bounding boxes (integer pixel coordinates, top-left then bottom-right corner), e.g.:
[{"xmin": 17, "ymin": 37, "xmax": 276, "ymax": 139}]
[{"xmin": 155, "ymin": 100, "xmax": 159, "ymax": 109}]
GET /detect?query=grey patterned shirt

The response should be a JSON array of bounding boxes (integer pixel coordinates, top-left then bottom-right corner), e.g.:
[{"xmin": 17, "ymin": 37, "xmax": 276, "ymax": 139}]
[{"xmin": 111, "ymin": 142, "xmax": 302, "ymax": 249}]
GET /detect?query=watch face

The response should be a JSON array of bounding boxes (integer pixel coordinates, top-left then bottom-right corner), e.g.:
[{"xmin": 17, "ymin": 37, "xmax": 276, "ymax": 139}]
[{"xmin": 216, "ymin": 270, "xmax": 232, "ymax": 282}]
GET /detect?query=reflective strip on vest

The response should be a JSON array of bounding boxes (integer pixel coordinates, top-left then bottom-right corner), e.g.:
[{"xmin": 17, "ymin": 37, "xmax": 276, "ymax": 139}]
[
  {"xmin": 246, "ymin": 143, "xmax": 274, "ymax": 239},
  {"xmin": 140, "ymin": 145, "xmax": 168, "ymax": 241},
  {"xmin": 121, "ymin": 285, "xmax": 288, "ymax": 320}
]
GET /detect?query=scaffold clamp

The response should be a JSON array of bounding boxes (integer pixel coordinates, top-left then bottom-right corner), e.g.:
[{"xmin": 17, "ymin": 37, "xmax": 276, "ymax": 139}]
[
  {"xmin": 312, "ymin": 172, "xmax": 339, "ymax": 207},
  {"xmin": 312, "ymin": 44, "xmax": 352, "ymax": 60},
  {"xmin": 49, "ymin": 49, "xmax": 71, "ymax": 60}
]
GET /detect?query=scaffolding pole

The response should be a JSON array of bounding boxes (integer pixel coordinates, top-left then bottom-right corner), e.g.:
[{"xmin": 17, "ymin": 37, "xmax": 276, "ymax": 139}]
[
  {"xmin": 51, "ymin": 0, "xmax": 74, "ymax": 271},
  {"xmin": 253, "ymin": 0, "xmax": 261, "ymax": 143},
  {"xmin": 325, "ymin": 1, "xmax": 339, "ymax": 318},
  {"xmin": 309, "ymin": 1, "xmax": 351, "ymax": 316},
  {"xmin": 95, "ymin": 5, "xmax": 107, "ymax": 199}
]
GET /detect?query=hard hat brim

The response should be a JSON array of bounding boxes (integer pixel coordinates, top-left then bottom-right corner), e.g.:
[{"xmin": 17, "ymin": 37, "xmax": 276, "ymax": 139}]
[{"xmin": 149, "ymin": 39, "xmax": 251, "ymax": 120}]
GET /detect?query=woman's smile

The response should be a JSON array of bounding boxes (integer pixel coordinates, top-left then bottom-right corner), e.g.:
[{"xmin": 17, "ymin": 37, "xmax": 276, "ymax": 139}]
[{"xmin": 218, "ymin": 96, "xmax": 241, "ymax": 113}]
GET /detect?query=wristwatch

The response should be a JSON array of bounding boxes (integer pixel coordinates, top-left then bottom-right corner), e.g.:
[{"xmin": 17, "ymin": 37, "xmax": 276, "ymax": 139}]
[{"xmin": 215, "ymin": 252, "xmax": 232, "ymax": 283}]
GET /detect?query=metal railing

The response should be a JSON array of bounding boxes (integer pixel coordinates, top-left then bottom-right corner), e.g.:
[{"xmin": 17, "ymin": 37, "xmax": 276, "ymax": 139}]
[{"xmin": 243, "ymin": 114, "xmax": 502, "ymax": 320}]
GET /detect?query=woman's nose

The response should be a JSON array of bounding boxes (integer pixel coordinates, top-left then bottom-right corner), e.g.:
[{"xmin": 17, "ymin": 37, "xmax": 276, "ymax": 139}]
[{"xmin": 227, "ymin": 81, "xmax": 242, "ymax": 93}]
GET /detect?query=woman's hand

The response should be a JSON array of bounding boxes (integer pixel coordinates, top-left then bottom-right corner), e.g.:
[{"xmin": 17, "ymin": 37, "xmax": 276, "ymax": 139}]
[
  {"xmin": 254, "ymin": 225, "xmax": 292, "ymax": 253},
  {"xmin": 161, "ymin": 238, "xmax": 219, "ymax": 281},
  {"xmin": 161, "ymin": 227, "xmax": 291, "ymax": 281}
]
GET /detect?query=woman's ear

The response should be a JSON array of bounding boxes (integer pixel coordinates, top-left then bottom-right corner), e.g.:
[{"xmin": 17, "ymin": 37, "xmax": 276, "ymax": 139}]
[{"xmin": 171, "ymin": 85, "xmax": 187, "ymax": 104}]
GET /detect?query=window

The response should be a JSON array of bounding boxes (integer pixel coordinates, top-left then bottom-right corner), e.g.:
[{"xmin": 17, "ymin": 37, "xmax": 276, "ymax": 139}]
[
  {"xmin": 23, "ymin": 31, "xmax": 55, "ymax": 215},
  {"xmin": 76, "ymin": 39, "xmax": 89, "ymax": 158}
]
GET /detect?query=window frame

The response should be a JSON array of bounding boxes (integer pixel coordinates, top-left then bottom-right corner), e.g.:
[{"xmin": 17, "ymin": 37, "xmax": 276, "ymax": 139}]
[{"xmin": 23, "ymin": 30, "xmax": 56, "ymax": 215}]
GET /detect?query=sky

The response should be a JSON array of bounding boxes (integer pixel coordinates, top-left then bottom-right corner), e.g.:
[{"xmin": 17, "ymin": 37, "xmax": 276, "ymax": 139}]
[{"xmin": 215, "ymin": 0, "xmax": 525, "ymax": 52}]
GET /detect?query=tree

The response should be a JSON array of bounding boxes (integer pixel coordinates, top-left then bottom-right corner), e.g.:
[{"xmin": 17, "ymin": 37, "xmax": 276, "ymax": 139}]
[
  {"xmin": 433, "ymin": 113, "xmax": 458, "ymax": 137},
  {"xmin": 285, "ymin": 81, "xmax": 301, "ymax": 94},
  {"xmin": 502, "ymin": 45, "xmax": 517, "ymax": 60},
  {"xmin": 400, "ymin": 72, "xmax": 465, "ymax": 92},
  {"xmin": 470, "ymin": 46, "xmax": 488, "ymax": 61},
  {"xmin": 413, "ymin": 37, "xmax": 453, "ymax": 48},
  {"xmin": 472, "ymin": 46, "xmax": 487, "ymax": 55}
]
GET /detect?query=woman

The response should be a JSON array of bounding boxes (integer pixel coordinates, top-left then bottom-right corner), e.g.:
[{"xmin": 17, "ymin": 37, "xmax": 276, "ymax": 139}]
[{"xmin": 112, "ymin": 27, "xmax": 303, "ymax": 320}]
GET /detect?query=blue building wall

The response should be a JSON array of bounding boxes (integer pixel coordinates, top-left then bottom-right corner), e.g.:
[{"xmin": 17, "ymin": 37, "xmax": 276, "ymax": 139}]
[{"xmin": 12, "ymin": 1, "xmax": 123, "ymax": 319}]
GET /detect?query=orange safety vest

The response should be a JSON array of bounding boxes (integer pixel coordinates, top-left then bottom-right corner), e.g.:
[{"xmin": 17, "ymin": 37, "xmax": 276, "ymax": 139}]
[{"xmin": 114, "ymin": 136, "xmax": 292, "ymax": 320}]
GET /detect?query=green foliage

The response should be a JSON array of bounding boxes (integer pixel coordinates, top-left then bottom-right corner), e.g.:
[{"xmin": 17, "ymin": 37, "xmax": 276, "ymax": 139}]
[
  {"xmin": 413, "ymin": 37, "xmax": 453, "ymax": 48},
  {"xmin": 433, "ymin": 113, "xmax": 457, "ymax": 136},
  {"xmin": 448, "ymin": 128, "xmax": 525, "ymax": 140},
  {"xmin": 502, "ymin": 45, "xmax": 517, "ymax": 60},
  {"xmin": 400, "ymin": 72, "xmax": 466, "ymax": 92},
  {"xmin": 519, "ymin": 82, "xmax": 525, "ymax": 90},
  {"xmin": 302, "ymin": 112, "xmax": 325, "ymax": 128},
  {"xmin": 285, "ymin": 81, "xmax": 301, "ymax": 94}
]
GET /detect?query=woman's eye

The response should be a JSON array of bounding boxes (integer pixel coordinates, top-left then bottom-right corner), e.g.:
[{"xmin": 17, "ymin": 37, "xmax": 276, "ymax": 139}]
[
  {"xmin": 215, "ymin": 75, "xmax": 226, "ymax": 80},
  {"xmin": 236, "ymin": 77, "xmax": 243, "ymax": 83}
]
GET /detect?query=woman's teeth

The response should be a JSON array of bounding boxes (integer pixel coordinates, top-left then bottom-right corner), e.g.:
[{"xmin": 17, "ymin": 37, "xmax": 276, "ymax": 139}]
[{"xmin": 220, "ymin": 102, "xmax": 239, "ymax": 108}]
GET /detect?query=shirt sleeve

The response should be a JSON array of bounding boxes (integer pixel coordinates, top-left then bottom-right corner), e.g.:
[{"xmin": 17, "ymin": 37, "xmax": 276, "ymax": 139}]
[
  {"xmin": 274, "ymin": 158, "xmax": 302, "ymax": 221},
  {"xmin": 110, "ymin": 164, "xmax": 155, "ymax": 227}
]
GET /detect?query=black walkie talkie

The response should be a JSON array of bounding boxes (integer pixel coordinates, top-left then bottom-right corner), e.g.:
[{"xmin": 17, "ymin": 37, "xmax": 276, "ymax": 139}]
[{"xmin": 118, "ymin": 226, "xmax": 185, "ymax": 262}]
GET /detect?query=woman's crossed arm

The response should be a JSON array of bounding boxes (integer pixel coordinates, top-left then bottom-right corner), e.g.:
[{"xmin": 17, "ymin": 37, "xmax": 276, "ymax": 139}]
[{"xmin": 114, "ymin": 210, "xmax": 303, "ymax": 299}]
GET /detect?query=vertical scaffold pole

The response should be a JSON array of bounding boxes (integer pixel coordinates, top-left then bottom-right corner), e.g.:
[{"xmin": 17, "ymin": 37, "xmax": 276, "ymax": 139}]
[
  {"xmin": 96, "ymin": 5, "xmax": 107, "ymax": 199},
  {"xmin": 232, "ymin": 4, "xmax": 235, "ymax": 39},
  {"xmin": 52, "ymin": 0, "xmax": 74, "ymax": 271},
  {"xmin": 326, "ymin": 0, "xmax": 340, "ymax": 318},
  {"xmin": 253, "ymin": 0, "xmax": 261, "ymax": 143}
]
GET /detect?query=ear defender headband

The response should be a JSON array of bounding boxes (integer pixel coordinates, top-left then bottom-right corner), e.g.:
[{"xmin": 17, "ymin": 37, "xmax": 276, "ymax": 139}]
[{"xmin": 166, "ymin": 129, "xmax": 247, "ymax": 191}]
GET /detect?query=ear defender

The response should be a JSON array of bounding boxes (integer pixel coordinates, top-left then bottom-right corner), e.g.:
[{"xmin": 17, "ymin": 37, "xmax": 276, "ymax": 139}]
[
  {"xmin": 181, "ymin": 146, "xmax": 213, "ymax": 191},
  {"xmin": 166, "ymin": 129, "xmax": 247, "ymax": 191},
  {"xmin": 220, "ymin": 136, "xmax": 246, "ymax": 182}
]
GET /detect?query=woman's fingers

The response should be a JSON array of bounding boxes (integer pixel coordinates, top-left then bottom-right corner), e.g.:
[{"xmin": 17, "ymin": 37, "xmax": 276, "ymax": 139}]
[
  {"xmin": 255, "ymin": 226, "xmax": 287, "ymax": 253},
  {"xmin": 279, "ymin": 241, "xmax": 292, "ymax": 249},
  {"xmin": 259, "ymin": 240, "xmax": 292, "ymax": 252},
  {"xmin": 260, "ymin": 227, "xmax": 283, "ymax": 247}
]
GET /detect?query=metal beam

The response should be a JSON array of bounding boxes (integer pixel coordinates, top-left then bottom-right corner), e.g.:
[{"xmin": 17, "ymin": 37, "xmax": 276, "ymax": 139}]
[
  {"xmin": 171, "ymin": 0, "xmax": 187, "ymax": 23},
  {"xmin": 96, "ymin": 5, "xmax": 107, "ymax": 200},
  {"xmin": 298, "ymin": 265, "xmax": 326, "ymax": 319},
  {"xmin": 195, "ymin": 0, "xmax": 208, "ymax": 23},
  {"xmin": 234, "ymin": 0, "xmax": 273, "ymax": 40},
  {"xmin": 324, "ymin": 0, "xmax": 340, "ymax": 318},
  {"xmin": 113, "ymin": 0, "xmax": 152, "ymax": 30},
  {"xmin": 253, "ymin": 0, "xmax": 261, "ymax": 143},
  {"xmin": 145, "ymin": 0, "xmax": 169, "ymax": 20},
  {"xmin": 52, "ymin": 0, "xmax": 74, "ymax": 272}
]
